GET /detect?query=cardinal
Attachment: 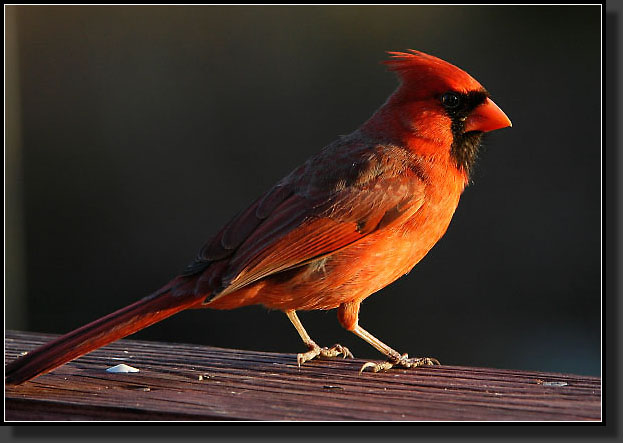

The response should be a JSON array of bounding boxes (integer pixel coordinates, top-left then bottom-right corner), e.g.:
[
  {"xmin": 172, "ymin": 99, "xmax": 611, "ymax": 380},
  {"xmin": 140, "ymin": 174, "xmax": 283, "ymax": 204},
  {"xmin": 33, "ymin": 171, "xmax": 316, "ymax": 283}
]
[{"xmin": 5, "ymin": 50, "xmax": 511, "ymax": 385}]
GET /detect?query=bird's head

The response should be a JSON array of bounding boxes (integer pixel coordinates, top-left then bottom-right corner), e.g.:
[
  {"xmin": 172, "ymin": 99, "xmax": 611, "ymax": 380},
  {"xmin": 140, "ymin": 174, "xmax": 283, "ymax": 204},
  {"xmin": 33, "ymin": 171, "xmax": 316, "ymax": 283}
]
[{"xmin": 373, "ymin": 50, "xmax": 511, "ymax": 179}]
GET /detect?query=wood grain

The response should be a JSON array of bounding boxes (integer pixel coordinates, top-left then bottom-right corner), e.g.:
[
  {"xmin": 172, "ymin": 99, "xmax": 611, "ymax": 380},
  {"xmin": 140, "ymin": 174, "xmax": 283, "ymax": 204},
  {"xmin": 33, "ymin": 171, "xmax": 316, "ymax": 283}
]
[{"xmin": 4, "ymin": 330, "xmax": 601, "ymax": 421}]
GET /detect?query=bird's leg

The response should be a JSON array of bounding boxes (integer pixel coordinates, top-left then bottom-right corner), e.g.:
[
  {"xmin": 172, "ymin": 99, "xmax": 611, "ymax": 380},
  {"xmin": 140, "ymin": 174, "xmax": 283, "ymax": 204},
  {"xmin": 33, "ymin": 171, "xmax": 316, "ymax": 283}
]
[
  {"xmin": 352, "ymin": 324, "xmax": 440, "ymax": 373},
  {"xmin": 285, "ymin": 310, "xmax": 353, "ymax": 366},
  {"xmin": 337, "ymin": 301, "xmax": 439, "ymax": 373}
]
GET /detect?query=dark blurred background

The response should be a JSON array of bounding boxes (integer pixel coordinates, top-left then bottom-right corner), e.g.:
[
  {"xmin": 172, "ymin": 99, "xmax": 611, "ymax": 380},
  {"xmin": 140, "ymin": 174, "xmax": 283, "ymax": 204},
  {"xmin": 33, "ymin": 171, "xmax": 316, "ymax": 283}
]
[{"xmin": 5, "ymin": 5, "xmax": 601, "ymax": 376}]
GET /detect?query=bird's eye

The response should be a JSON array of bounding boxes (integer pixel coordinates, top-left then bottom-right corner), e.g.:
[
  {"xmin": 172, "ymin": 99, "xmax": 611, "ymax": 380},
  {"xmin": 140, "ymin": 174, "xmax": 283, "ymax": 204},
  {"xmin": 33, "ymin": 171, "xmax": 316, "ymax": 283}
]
[{"xmin": 441, "ymin": 92, "xmax": 461, "ymax": 109}]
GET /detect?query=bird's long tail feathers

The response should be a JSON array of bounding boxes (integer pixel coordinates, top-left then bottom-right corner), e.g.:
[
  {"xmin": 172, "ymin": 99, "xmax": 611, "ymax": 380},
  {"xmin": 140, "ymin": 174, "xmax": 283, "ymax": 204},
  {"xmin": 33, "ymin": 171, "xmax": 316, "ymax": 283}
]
[{"xmin": 5, "ymin": 285, "xmax": 205, "ymax": 385}]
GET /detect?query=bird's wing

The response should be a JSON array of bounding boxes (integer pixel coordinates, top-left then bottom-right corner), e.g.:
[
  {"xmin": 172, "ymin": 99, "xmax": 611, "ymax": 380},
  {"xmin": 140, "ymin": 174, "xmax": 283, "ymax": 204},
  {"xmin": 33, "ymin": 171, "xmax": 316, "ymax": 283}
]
[{"xmin": 185, "ymin": 144, "xmax": 426, "ymax": 300}]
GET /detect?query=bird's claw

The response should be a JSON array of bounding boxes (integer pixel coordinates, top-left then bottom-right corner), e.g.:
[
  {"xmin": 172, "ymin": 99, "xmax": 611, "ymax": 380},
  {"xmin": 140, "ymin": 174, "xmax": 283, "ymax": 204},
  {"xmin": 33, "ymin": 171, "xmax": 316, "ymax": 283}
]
[
  {"xmin": 359, "ymin": 354, "xmax": 440, "ymax": 374},
  {"xmin": 297, "ymin": 343, "xmax": 354, "ymax": 366}
]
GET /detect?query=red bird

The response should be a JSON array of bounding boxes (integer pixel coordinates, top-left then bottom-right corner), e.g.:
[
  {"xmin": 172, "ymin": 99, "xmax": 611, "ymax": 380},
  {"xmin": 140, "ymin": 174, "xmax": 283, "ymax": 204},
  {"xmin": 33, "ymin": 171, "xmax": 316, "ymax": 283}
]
[{"xmin": 5, "ymin": 50, "xmax": 511, "ymax": 385}]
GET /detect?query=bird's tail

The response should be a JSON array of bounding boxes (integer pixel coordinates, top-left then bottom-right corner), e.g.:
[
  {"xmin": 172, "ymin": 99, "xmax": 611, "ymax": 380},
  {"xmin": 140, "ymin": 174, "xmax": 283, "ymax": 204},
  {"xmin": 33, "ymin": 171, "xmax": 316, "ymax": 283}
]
[{"xmin": 5, "ymin": 281, "xmax": 205, "ymax": 385}]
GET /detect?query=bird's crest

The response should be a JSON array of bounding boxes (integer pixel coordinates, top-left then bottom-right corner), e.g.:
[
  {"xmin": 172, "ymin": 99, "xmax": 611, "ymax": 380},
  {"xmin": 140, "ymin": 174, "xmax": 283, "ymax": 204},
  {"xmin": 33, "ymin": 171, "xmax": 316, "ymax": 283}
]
[{"xmin": 384, "ymin": 49, "xmax": 483, "ymax": 93}]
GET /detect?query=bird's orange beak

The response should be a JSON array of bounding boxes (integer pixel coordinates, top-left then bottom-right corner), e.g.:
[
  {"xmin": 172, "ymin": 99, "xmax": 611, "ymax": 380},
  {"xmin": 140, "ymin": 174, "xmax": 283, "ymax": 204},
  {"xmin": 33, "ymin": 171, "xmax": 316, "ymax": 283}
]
[{"xmin": 464, "ymin": 97, "xmax": 512, "ymax": 133}]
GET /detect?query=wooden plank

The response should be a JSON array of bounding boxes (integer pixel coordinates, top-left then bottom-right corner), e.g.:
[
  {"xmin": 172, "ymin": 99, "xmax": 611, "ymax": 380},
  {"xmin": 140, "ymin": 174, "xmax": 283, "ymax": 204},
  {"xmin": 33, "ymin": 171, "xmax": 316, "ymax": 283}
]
[{"xmin": 4, "ymin": 330, "xmax": 601, "ymax": 421}]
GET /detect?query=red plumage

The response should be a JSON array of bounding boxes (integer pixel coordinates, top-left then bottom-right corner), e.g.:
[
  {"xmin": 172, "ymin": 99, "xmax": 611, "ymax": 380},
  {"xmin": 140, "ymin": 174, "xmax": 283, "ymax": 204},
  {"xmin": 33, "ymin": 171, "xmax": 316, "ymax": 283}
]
[{"xmin": 5, "ymin": 50, "xmax": 511, "ymax": 385}]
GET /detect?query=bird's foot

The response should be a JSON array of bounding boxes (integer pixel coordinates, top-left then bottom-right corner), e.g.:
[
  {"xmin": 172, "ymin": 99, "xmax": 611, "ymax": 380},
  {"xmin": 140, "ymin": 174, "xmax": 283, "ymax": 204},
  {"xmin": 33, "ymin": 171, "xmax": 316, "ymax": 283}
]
[
  {"xmin": 359, "ymin": 353, "xmax": 440, "ymax": 373},
  {"xmin": 297, "ymin": 343, "xmax": 354, "ymax": 366}
]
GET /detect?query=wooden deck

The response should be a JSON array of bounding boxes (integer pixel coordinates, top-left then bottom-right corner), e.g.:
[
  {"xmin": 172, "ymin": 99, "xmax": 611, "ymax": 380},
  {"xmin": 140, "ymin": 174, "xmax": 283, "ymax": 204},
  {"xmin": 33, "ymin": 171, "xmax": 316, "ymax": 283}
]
[{"xmin": 4, "ymin": 330, "xmax": 601, "ymax": 421}]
